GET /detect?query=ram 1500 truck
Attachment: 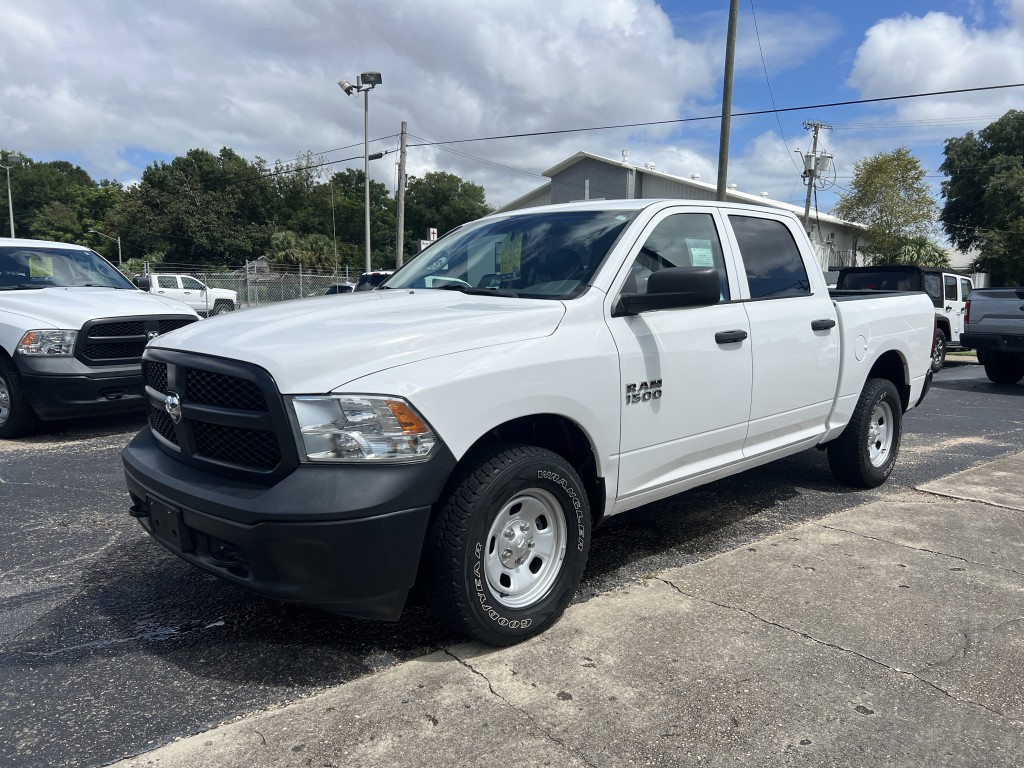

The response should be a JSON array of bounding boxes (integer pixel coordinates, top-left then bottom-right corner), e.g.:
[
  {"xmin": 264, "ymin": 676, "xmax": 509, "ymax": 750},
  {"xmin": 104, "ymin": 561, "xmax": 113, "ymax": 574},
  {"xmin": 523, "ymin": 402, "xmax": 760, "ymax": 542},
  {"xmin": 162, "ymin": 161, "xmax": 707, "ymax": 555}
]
[
  {"xmin": 961, "ymin": 286, "xmax": 1024, "ymax": 384},
  {"xmin": 1, "ymin": 238, "xmax": 199, "ymax": 438},
  {"xmin": 122, "ymin": 200, "xmax": 936, "ymax": 645}
]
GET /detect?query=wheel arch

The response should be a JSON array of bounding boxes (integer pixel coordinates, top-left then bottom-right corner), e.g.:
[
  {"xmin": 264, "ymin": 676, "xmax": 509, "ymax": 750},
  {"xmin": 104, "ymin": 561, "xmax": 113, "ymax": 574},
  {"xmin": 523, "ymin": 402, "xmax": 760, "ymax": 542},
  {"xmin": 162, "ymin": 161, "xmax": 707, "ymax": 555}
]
[
  {"xmin": 867, "ymin": 350, "xmax": 911, "ymax": 411},
  {"xmin": 935, "ymin": 315, "xmax": 951, "ymax": 338},
  {"xmin": 449, "ymin": 413, "xmax": 605, "ymax": 527}
]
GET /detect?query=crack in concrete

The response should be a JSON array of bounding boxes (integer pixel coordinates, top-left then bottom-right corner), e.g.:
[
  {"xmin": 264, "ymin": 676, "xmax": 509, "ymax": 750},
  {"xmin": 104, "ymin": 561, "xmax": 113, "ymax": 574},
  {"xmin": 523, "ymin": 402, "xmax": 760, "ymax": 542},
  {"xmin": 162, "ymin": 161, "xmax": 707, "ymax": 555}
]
[
  {"xmin": 656, "ymin": 577, "xmax": 1022, "ymax": 726},
  {"xmin": 442, "ymin": 647, "xmax": 599, "ymax": 768},
  {"xmin": 818, "ymin": 524, "xmax": 1023, "ymax": 577}
]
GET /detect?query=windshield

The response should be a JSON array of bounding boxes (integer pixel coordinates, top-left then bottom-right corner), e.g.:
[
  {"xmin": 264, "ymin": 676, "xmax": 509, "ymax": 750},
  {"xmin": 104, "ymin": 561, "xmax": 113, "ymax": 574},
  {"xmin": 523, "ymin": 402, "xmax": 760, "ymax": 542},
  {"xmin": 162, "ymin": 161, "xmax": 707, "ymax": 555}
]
[
  {"xmin": 384, "ymin": 209, "xmax": 638, "ymax": 299},
  {"xmin": 837, "ymin": 269, "xmax": 918, "ymax": 291},
  {"xmin": 0, "ymin": 245, "xmax": 134, "ymax": 290}
]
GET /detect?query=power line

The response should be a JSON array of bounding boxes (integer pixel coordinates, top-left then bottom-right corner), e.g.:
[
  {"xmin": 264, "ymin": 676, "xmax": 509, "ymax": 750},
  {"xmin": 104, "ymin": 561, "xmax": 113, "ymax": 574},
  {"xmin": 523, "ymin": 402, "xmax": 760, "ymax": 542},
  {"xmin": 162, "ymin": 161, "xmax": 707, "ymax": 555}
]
[
  {"xmin": 749, "ymin": 0, "xmax": 802, "ymax": 175},
  {"xmin": 405, "ymin": 82, "xmax": 1024, "ymax": 149}
]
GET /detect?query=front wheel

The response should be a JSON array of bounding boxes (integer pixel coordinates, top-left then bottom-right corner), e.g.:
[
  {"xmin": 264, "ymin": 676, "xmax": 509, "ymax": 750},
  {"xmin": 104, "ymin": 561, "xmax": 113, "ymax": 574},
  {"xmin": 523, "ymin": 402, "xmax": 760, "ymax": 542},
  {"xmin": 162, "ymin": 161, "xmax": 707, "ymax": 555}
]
[
  {"xmin": 422, "ymin": 444, "xmax": 591, "ymax": 646},
  {"xmin": 827, "ymin": 378, "xmax": 903, "ymax": 488},
  {"xmin": 211, "ymin": 301, "xmax": 235, "ymax": 315},
  {"xmin": 0, "ymin": 356, "xmax": 39, "ymax": 439}
]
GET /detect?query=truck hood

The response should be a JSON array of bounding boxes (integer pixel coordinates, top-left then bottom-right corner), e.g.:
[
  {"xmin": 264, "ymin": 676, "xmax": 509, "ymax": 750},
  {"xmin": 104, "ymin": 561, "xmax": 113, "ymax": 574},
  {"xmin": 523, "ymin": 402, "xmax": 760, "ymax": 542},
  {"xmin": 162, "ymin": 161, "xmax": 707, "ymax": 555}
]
[
  {"xmin": 0, "ymin": 287, "xmax": 197, "ymax": 329},
  {"xmin": 149, "ymin": 289, "xmax": 567, "ymax": 393}
]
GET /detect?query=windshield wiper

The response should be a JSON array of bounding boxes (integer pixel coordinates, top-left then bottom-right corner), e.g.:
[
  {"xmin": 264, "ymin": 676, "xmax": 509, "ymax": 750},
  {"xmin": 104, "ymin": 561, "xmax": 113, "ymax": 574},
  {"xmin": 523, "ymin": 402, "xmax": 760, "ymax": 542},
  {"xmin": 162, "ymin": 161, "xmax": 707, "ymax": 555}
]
[
  {"xmin": 437, "ymin": 283, "xmax": 519, "ymax": 298},
  {"xmin": 0, "ymin": 284, "xmax": 45, "ymax": 291}
]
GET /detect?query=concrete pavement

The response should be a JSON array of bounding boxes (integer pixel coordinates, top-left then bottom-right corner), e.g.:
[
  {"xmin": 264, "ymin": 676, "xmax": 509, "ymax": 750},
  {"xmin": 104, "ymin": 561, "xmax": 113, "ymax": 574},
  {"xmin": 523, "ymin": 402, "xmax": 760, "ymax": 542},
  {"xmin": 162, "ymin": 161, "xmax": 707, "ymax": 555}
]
[{"xmin": 111, "ymin": 453, "xmax": 1024, "ymax": 767}]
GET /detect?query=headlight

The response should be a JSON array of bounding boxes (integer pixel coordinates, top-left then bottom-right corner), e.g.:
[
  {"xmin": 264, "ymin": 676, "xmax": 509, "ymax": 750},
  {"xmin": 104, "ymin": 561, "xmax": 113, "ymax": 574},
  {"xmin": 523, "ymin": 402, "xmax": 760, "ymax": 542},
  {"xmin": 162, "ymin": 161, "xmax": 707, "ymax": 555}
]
[
  {"xmin": 17, "ymin": 330, "xmax": 78, "ymax": 356},
  {"xmin": 288, "ymin": 395, "xmax": 439, "ymax": 463}
]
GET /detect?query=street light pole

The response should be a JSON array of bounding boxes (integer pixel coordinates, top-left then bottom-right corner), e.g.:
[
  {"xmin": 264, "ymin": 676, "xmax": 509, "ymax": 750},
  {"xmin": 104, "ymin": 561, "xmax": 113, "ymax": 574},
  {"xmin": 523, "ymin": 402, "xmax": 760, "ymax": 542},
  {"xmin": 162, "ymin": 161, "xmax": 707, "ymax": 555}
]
[
  {"xmin": 363, "ymin": 87, "xmax": 371, "ymax": 274},
  {"xmin": 88, "ymin": 229, "xmax": 122, "ymax": 266},
  {"xmin": 338, "ymin": 72, "xmax": 382, "ymax": 275},
  {"xmin": 2, "ymin": 152, "xmax": 23, "ymax": 238}
]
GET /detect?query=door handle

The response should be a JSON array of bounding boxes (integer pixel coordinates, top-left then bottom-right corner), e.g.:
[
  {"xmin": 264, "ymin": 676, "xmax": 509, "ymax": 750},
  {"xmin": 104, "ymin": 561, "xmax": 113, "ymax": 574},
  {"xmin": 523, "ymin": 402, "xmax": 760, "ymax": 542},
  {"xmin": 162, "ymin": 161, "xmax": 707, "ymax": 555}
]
[
  {"xmin": 715, "ymin": 329, "xmax": 748, "ymax": 344},
  {"xmin": 811, "ymin": 318, "xmax": 836, "ymax": 331}
]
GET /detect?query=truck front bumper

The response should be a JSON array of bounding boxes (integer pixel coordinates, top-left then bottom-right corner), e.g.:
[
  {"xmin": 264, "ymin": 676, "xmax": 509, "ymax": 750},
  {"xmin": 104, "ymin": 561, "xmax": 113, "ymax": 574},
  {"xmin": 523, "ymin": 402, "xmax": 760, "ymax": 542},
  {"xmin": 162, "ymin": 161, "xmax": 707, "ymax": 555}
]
[
  {"xmin": 16, "ymin": 355, "xmax": 144, "ymax": 421},
  {"xmin": 122, "ymin": 428, "xmax": 457, "ymax": 620}
]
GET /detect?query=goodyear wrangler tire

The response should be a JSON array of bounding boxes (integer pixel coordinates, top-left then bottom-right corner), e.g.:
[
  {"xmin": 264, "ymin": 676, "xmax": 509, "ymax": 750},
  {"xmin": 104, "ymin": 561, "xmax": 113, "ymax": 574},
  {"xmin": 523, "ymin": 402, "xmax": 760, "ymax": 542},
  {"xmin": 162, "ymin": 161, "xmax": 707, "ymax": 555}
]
[
  {"xmin": 423, "ymin": 444, "xmax": 591, "ymax": 646},
  {"xmin": 827, "ymin": 378, "xmax": 902, "ymax": 489}
]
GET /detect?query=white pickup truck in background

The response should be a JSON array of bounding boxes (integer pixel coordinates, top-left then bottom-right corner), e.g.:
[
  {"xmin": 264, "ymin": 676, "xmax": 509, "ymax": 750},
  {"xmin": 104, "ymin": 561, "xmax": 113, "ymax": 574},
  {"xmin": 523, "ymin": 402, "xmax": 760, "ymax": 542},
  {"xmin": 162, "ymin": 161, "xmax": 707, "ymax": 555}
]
[
  {"xmin": 136, "ymin": 273, "xmax": 238, "ymax": 316},
  {"xmin": 122, "ymin": 199, "xmax": 936, "ymax": 645}
]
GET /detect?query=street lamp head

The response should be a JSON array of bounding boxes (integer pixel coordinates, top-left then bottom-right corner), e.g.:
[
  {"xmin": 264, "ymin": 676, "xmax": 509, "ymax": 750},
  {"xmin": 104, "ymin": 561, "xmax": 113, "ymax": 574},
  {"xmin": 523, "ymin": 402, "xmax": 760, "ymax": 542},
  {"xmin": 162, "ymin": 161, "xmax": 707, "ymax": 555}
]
[
  {"xmin": 338, "ymin": 79, "xmax": 356, "ymax": 96},
  {"xmin": 2, "ymin": 152, "xmax": 22, "ymax": 167},
  {"xmin": 358, "ymin": 71, "xmax": 382, "ymax": 88}
]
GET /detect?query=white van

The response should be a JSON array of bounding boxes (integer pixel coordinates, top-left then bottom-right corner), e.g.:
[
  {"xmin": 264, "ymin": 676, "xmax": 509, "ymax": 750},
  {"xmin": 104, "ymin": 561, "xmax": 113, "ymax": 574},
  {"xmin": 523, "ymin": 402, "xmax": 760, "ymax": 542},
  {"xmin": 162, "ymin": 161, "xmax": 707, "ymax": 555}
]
[{"xmin": 0, "ymin": 238, "xmax": 199, "ymax": 438}]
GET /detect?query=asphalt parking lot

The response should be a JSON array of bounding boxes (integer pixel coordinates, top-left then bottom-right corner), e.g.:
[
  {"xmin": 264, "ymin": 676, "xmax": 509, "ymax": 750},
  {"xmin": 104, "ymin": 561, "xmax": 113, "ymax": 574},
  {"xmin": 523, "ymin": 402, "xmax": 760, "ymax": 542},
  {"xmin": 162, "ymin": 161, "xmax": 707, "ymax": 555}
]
[{"xmin": 1, "ymin": 357, "xmax": 1023, "ymax": 767}]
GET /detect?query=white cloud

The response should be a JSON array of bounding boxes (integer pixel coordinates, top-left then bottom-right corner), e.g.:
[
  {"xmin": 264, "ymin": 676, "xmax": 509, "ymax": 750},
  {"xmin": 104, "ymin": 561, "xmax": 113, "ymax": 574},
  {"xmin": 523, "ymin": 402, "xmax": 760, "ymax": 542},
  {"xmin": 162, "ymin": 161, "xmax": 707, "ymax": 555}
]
[{"xmin": 847, "ymin": 9, "xmax": 1024, "ymax": 122}]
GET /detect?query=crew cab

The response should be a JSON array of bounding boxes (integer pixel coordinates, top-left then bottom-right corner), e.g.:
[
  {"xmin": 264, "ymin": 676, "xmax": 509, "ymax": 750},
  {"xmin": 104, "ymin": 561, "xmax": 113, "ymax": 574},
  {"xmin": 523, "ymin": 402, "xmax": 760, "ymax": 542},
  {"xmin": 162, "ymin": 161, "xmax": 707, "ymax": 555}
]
[
  {"xmin": 961, "ymin": 286, "xmax": 1024, "ymax": 384},
  {"xmin": 1, "ymin": 238, "xmax": 199, "ymax": 438},
  {"xmin": 834, "ymin": 265, "xmax": 973, "ymax": 371},
  {"xmin": 121, "ymin": 200, "xmax": 935, "ymax": 645},
  {"xmin": 136, "ymin": 273, "xmax": 238, "ymax": 316}
]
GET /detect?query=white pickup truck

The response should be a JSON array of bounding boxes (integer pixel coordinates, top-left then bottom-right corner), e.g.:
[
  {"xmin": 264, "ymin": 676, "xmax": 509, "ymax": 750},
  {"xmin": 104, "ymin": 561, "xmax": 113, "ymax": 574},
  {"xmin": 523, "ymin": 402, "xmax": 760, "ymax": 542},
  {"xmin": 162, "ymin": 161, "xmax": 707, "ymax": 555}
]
[
  {"xmin": 137, "ymin": 273, "xmax": 238, "ymax": 316},
  {"xmin": 1, "ymin": 238, "xmax": 199, "ymax": 438},
  {"xmin": 121, "ymin": 200, "xmax": 935, "ymax": 645}
]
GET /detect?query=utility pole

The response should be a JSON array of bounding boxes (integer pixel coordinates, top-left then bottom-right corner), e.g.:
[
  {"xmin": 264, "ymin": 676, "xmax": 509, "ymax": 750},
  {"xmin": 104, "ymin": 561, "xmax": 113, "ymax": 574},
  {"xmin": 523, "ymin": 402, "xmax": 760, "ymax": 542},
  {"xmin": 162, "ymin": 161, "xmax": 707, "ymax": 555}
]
[
  {"xmin": 800, "ymin": 121, "xmax": 833, "ymax": 232},
  {"xmin": 395, "ymin": 121, "xmax": 408, "ymax": 268},
  {"xmin": 716, "ymin": 0, "xmax": 739, "ymax": 201}
]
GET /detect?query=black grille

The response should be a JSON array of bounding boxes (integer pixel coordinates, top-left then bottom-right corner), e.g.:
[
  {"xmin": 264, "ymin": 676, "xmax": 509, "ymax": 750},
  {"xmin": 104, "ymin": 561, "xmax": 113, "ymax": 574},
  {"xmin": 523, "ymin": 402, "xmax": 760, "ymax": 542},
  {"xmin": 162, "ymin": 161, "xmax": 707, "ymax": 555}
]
[
  {"xmin": 186, "ymin": 369, "xmax": 268, "ymax": 411},
  {"xmin": 85, "ymin": 340, "xmax": 147, "ymax": 360},
  {"xmin": 90, "ymin": 321, "xmax": 144, "ymax": 337},
  {"xmin": 160, "ymin": 318, "xmax": 194, "ymax": 334},
  {"xmin": 193, "ymin": 422, "xmax": 280, "ymax": 469},
  {"xmin": 78, "ymin": 315, "xmax": 197, "ymax": 366},
  {"xmin": 144, "ymin": 361, "xmax": 168, "ymax": 393},
  {"xmin": 141, "ymin": 350, "xmax": 296, "ymax": 481},
  {"xmin": 149, "ymin": 404, "xmax": 179, "ymax": 445}
]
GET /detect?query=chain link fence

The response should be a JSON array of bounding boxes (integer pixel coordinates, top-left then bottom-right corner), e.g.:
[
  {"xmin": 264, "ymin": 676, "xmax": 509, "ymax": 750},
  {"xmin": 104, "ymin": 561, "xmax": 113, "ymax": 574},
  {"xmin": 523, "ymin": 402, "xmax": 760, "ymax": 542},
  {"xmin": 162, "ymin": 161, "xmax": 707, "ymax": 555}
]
[{"xmin": 139, "ymin": 261, "xmax": 356, "ymax": 310}]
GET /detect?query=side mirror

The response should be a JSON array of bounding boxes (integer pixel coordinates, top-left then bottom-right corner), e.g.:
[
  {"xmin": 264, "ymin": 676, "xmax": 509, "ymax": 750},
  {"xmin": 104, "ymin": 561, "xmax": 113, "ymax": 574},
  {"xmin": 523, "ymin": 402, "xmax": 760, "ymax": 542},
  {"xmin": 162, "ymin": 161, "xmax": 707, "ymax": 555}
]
[
  {"xmin": 132, "ymin": 275, "xmax": 151, "ymax": 291},
  {"xmin": 612, "ymin": 267, "xmax": 721, "ymax": 317}
]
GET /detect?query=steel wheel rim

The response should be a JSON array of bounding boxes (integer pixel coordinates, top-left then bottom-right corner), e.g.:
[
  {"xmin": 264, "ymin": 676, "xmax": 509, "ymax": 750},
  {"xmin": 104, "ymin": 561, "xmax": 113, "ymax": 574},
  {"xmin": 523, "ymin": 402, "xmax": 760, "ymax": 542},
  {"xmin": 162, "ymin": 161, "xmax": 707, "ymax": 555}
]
[
  {"xmin": 866, "ymin": 399, "xmax": 894, "ymax": 468},
  {"xmin": 933, "ymin": 335, "xmax": 946, "ymax": 368},
  {"xmin": 0, "ymin": 377, "xmax": 10, "ymax": 426},
  {"xmin": 484, "ymin": 488, "xmax": 568, "ymax": 609}
]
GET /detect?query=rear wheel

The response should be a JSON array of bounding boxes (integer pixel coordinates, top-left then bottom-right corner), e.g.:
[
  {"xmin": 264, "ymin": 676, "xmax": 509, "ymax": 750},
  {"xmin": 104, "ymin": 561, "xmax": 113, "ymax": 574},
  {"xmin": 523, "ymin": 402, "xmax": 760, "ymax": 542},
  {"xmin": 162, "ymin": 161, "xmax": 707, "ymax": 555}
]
[
  {"xmin": 931, "ymin": 329, "xmax": 947, "ymax": 372},
  {"xmin": 0, "ymin": 356, "xmax": 38, "ymax": 439},
  {"xmin": 983, "ymin": 352, "xmax": 1024, "ymax": 385},
  {"xmin": 422, "ymin": 444, "xmax": 591, "ymax": 645},
  {"xmin": 827, "ymin": 378, "xmax": 902, "ymax": 488}
]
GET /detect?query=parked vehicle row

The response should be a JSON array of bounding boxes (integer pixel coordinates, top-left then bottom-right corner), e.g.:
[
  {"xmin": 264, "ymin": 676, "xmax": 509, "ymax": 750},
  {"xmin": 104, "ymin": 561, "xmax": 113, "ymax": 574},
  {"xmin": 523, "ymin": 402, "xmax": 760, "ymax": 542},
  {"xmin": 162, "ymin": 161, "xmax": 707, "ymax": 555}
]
[
  {"xmin": 121, "ymin": 199, "xmax": 937, "ymax": 646},
  {"xmin": 0, "ymin": 239, "xmax": 199, "ymax": 438}
]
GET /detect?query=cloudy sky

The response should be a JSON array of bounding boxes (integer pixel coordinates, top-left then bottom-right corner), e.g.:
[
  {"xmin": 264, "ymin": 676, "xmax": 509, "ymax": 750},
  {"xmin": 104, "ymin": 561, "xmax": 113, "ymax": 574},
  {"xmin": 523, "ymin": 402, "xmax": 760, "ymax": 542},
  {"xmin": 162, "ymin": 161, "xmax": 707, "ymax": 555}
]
[{"xmin": 2, "ymin": 0, "xmax": 1023, "ymax": 216}]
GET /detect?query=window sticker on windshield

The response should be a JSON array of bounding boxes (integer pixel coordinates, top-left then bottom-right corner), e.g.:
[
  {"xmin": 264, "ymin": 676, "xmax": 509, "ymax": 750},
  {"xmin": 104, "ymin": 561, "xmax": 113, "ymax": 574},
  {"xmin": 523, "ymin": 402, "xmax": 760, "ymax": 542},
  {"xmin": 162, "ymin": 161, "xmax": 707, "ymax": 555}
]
[
  {"xmin": 686, "ymin": 239, "xmax": 715, "ymax": 267},
  {"xmin": 29, "ymin": 254, "xmax": 53, "ymax": 278},
  {"xmin": 500, "ymin": 232, "xmax": 523, "ymax": 274}
]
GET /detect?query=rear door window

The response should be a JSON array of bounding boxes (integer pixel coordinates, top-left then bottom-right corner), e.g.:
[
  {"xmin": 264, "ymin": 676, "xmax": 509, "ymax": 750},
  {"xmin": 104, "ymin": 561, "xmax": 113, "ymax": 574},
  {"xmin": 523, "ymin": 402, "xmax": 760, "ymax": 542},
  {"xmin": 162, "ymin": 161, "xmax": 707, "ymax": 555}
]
[{"xmin": 728, "ymin": 215, "xmax": 810, "ymax": 299}]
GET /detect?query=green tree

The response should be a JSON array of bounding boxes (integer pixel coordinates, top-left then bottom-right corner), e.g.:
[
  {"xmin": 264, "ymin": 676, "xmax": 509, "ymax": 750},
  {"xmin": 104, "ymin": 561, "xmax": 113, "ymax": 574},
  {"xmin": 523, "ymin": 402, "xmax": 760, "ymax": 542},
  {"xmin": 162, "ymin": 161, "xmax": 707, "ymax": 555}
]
[
  {"xmin": 832, "ymin": 147, "xmax": 940, "ymax": 264},
  {"xmin": 119, "ymin": 148, "xmax": 276, "ymax": 266},
  {"xmin": 940, "ymin": 109, "xmax": 1024, "ymax": 285},
  {"xmin": 327, "ymin": 168, "xmax": 396, "ymax": 270},
  {"xmin": 403, "ymin": 171, "xmax": 491, "ymax": 259},
  {"xmin": 1, "ymin": 153, "xmax": 123, "ymax": 243}
]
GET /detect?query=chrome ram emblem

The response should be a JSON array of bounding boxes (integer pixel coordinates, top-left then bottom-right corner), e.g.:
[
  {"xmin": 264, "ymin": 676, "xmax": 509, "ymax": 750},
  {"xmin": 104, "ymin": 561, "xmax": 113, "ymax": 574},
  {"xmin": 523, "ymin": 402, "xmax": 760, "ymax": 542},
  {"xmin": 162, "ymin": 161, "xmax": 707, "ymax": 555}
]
[{"xmin": 164, "ymin": 392, "xmax": 182, "ymax": 423}]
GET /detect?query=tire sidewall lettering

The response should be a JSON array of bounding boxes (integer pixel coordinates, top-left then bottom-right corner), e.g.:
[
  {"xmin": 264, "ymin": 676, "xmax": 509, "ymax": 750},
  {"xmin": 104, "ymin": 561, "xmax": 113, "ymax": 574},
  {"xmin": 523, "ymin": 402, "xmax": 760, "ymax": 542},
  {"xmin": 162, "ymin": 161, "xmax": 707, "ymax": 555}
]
[{"xmin": 466, "ymin": 460, "xmax": 589, "ymax": 634}]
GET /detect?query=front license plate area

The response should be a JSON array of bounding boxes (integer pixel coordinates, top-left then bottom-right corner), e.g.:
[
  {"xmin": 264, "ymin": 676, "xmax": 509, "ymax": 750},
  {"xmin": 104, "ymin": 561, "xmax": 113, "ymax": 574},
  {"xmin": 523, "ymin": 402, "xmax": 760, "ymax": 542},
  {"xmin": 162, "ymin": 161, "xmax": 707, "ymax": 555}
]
[{"xmin": 148, "ymin": 497, "xmax": 192, "ymax": 554}]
